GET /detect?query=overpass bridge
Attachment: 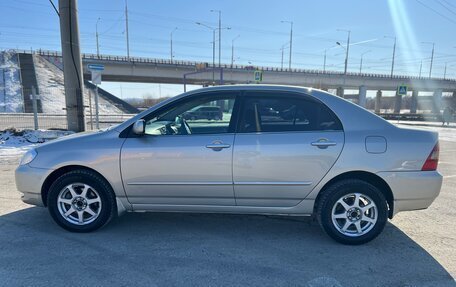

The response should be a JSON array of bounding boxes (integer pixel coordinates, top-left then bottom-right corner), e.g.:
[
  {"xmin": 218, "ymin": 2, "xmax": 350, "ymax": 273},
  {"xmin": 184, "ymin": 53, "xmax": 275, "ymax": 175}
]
[{"xmin": 20, "ymin": 50, "xmax": 456, "ymax": 112}]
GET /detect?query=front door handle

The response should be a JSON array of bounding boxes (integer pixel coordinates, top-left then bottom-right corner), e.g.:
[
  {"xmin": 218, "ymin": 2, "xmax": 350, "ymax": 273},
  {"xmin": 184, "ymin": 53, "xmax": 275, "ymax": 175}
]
[
  {"xmin": 311, "ymin": 139, "xmax": 337, "ymax": 149},
  {"xmin": 206, "ymin": 141, "xmax": 231, "ymax": 151}
]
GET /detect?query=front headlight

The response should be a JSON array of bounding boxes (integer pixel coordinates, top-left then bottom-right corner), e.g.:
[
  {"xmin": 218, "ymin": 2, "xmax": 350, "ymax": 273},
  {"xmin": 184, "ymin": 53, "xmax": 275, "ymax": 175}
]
[{"xmin": 20, "ymin": 149, "xmax": 37, "ymax": 166}]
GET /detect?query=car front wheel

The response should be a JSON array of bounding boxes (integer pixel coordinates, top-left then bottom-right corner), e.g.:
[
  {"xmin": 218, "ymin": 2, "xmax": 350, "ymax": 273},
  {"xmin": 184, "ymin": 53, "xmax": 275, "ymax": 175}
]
[
  {"xmin": 47, "ymin": 170, "xmax": 116, "ymax": 232},
  {"xmin": 316, "ymin": 179, "xmax": 388, "ymax": 245}
]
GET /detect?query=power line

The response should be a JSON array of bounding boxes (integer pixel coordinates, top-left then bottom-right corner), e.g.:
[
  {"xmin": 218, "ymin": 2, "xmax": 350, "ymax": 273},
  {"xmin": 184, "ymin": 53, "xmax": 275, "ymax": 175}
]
[{"xmin": 415, "ymin": 0, "xmax": 456, "ymax": 25}]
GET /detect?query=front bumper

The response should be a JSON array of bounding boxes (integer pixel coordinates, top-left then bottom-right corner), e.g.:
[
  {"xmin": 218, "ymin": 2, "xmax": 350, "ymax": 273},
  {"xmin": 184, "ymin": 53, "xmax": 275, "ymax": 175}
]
[
  {"xmin": 15, "ymin": 164, "xmax": 53, "ymax": 207},
  {"xmin": 377, "ymin": 170, "xmax": 443, "ymax": 216}
]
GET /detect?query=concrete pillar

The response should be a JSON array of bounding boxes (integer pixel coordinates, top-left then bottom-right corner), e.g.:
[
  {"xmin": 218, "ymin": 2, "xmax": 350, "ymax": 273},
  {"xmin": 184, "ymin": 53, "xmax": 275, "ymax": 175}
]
[
  {"xmin": 358, "ymin": 85, "xmax": 367, "ymax": 107},
  {"xmin": 336, "ymin": 87, "xmax": 344, "ymax": 98},
  {"xmin": 375, "ymin": 90, "xmax": 382, "ymax": 113},
  {"xmin": 394, "ymin": 91, "xmax": 402, "ymax": 113},
  {"xmin": 433, "ymin": 89, "xmax": 442, "ymax": 113},
  {"xmin": 59, "ymin": 0, "xmax": 85, "ymax": 132},
  {"xmin": 410, "ymin": 90, "xmax": 418, "ymax": 113}
]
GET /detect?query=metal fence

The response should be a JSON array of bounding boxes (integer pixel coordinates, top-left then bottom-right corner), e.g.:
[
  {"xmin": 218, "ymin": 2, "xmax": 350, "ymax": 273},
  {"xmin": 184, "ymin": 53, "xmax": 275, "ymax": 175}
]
[{"xmin": 0, "ymin": 113, "xmax": 136, "ymax": 131}]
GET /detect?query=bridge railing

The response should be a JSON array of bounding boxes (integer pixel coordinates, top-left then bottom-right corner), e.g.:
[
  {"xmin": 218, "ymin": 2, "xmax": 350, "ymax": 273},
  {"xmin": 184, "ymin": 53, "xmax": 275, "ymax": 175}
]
[{"xmin": 5, "ymin": 48, "xmax": 455, "ymax": 82}]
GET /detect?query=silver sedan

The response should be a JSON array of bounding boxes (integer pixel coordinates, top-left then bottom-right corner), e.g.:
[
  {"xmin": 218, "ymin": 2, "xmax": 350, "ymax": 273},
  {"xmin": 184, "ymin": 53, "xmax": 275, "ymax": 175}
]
[{"xmin": 15, "ymin": 85, "xmax": 442, "ymax": 244}]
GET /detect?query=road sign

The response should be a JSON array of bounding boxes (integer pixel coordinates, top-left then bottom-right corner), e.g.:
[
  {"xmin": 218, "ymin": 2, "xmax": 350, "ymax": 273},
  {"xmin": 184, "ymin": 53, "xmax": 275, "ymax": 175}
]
[
  {"xmin": 91, "ymin": 70, "xmax": 102, "ymax": 85},
  {"xmin": 87, "ymin": 64, "xmax": 105, "ymax": 71},
  {"xmin": 254, "ymin": 70, "xmax": 263, "ymax": 82},
  {"xmin": 397, "ymin": 85, "xmax": 407, "ymax": 95}
]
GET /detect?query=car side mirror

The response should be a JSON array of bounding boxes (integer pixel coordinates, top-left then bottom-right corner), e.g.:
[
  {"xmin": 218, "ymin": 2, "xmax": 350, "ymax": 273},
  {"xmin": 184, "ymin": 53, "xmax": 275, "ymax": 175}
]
[{"xmin": 132, "ymin": 119, "xmax": 145, "ymax": 135}]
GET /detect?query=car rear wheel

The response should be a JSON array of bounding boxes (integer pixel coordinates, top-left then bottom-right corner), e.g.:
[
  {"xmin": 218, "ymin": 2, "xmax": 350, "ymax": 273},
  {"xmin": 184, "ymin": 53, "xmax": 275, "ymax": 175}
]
[
  {"xmin": 316, "ymin": 179, "xmax": 388, "ymax": 245},
  {"xmin": 47, "ymin": 170, "xmax": 116, "ymax": 232}
]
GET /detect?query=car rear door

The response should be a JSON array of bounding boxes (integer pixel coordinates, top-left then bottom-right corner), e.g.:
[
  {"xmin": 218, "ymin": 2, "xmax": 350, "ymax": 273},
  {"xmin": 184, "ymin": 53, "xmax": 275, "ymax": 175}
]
[{"xmin": 233, "ymin": 91, "xmax": 344, "ymax": 207}]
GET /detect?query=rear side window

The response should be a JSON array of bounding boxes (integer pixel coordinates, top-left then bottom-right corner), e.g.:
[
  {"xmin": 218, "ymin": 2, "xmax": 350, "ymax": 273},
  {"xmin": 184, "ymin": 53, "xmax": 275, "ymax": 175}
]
[{"xmin": 239, "ymin": 92, "xmax": 342, "ymax": 133}]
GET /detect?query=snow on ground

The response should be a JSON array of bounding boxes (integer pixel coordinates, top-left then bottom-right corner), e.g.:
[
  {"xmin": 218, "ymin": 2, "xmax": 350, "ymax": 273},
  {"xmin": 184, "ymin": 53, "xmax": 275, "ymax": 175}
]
[
  {"xmin": 0, "ymin": 129, "xmax": 73, "ymax": 164},
  {"xmin": 34, "ymin": 54, "xmax": 126, "ymax": 114},
  {"xmin": 0, "ymin": 51, "xmax": 24, "ymax": 112}
]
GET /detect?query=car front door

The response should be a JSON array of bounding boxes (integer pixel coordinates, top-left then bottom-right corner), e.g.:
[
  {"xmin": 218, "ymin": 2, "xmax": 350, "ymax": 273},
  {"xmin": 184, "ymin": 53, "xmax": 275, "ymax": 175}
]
[
  {"xmin": 121, "ymin": 92, "xmax": 238, "ymax": 206},
  {"xmin": 233, "ymin": 91, "xmax": 344, "ymax": 207}
]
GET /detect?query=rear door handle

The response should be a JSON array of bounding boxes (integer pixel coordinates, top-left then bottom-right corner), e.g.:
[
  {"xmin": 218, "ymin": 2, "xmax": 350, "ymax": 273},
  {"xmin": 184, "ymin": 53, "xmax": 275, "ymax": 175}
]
[{"xmin": 311, "ymin": 140, "xmax": 337, "ymax": 149}]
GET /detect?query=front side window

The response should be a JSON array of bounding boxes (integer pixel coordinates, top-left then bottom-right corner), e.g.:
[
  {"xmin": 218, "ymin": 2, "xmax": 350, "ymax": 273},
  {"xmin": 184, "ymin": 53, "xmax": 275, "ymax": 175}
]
[
  {"xmin": 239, "ymin": 93, "xmax": 342, "ymax": 133},
  {"xmin": 144, "ymin": 94, "xmax": 236, "ymax": 136}
]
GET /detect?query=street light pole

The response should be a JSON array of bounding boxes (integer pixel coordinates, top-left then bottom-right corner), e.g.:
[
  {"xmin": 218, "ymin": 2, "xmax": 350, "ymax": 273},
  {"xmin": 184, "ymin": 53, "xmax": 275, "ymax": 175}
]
[
  {"xmin": 96, "ymin": 17, "xmax": 101, "ymax": 57},
  {"xmin": 281, "ymin": 20, "xmax": 293, "ymax": 69},
  {"xmin": 359, "ymin": 50, "xmax": 371, "ymax": 73},
  {"xmin": 231, "ymin": 35, "xmax": 240, "ymax": 67},
  {"xmin": 170, "ymin": 27, "xmax": 177, "ymax": 63},
  {"xmin": 384, "ymin": 36, "xmax": 396, "ymax": 77},
  {"xmin": 422, "ymin": 41, "xmax": 435, "ymax": 78},
  {"xmin": 211, "ymin": 10, "xmax": 222, "ymax": 67},
  {"xmin": 336, "ymin": 29, "xmax": 351, "ymax": 75},
  {"xmin": 196, "ymin": 22, "xmax": 230, "ymax": 82},
  {"xmin": 196, "ymin": 22, "xmax": 217, "ymax": 82},
  {"xmin": 125, "ymin": 0, "xmax": 130, "ymax": 60}
]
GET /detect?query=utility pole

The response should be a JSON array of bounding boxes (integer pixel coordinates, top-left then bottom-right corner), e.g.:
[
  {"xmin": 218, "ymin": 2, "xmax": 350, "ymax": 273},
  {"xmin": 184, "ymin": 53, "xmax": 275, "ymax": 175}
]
[
  {"xmin": 385, "ymin": 36, "xmax": 396, "ymax": 77},
  {"xmin": 359, "ymin": 50, "xmax": 371, "ymax": 73},
  {"xmin": 323, "ymin": 49, "xmax": 327, "ymax": 72},
  {"xmin": 281, "ymin": 45, "xmax": 285, "ymax": 70},
  {"xmin": 170, "ymin": 27, "xmax": 177, "ymax": 63},
  {"xmin": 59, "ymin": 0, "xmax": 85, "ymax": 132},
  {"xmin": 96, "ymin": 17, "xmax": 101, "ymax": 57},
  {"xmin": 444, "ymin": 62, "xmax": 447, "ymax": 80},
  {"xmin": 419, "ymin": 60, "xmax": 423, "ymax": 77},
  {"xmin": 281, "ymin": 20, "xmax": 293, "ymax": 69},
  {"xmin": 231, "ymin": 35, "xmax": 240, "ymax": 67},
  {"xmin": 422, "ymin": 42, "xmax": 435, "ymax": 78},
  {"xmin": 212, "ymin": 29, "xmax": 215, "ymax": 81},
  {"xmin": 211, "ymin": 10, "xmax": 222, "ymax": 67},
  {"xmin": 125, "ymin": 0, "xmax": 130, "ymax": 60},
  {"xmin": 336, "ymin": 29, "xmax": 350, "ymax": 75},
  {"xmin": 429, "ymin": 43, "xmax": 434, "ymax": 78}
]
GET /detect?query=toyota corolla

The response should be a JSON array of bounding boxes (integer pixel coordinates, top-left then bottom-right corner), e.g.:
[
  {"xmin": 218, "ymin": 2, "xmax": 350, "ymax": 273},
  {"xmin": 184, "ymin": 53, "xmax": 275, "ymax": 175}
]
[{"xmin": 15, "ymin": 85, "xmax": 442, "ymax": 244}]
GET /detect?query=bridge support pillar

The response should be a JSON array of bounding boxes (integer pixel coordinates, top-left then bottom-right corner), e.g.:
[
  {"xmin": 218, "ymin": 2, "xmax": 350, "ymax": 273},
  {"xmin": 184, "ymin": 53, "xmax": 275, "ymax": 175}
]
[
  {"xmin": 433, "ymin": 89, "xmax": 442, "ymax": 113},
  {"xmin": 336, "ymin": 87, "xmax": 344, "ymax": 98},
  {"xmin": 358, "ymin": 85, "xmax": 367, "ymax": 107},
  {"xmin": 394, "ymin": 91, "xmax": 402, "ymax": 113},
  {"xmin": 410, "ymin": 90, "xmax": 418, "ymax": 113},
  {"xmin": 375, "ymin": 90, "xmax": 382, "ymax": 113}
]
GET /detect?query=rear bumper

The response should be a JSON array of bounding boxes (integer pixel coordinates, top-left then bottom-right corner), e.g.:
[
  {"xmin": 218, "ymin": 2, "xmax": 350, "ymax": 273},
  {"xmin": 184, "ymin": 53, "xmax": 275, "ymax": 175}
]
[
  {"xmin": 377, "ymin": 170, "xmax": 443, "ymax": 216},
  {"xmin": 15, "ymin": 164, "xmax": 52, "ymax": 207}
]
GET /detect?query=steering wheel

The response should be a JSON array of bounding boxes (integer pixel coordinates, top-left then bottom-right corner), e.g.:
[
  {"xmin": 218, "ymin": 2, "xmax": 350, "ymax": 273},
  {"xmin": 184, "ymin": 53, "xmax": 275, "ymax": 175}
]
[{"xmin": 176, "ymin": 116, "xmax": 192, "ymax": 135}]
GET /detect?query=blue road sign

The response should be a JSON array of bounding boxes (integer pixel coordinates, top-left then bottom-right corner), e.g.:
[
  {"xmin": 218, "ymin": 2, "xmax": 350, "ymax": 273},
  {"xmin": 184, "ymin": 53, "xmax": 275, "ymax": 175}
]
[
  {"xmin": 87, "ymin": 64, "xmax": 105, "ymax": 71},
  {"xmin": 398, "ymin": 85, "xmax": 407, "ymax": 95}
]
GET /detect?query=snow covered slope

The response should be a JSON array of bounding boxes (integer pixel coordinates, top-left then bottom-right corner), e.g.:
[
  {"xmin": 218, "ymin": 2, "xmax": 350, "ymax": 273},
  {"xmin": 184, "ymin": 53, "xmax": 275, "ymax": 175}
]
[
  {"xmin": 34, "ymin": 54, "xmax": 127, "ymax": 114},
  {"xmin": 0, "ymin": 51, "xmax": 24, "ymax": 112}
]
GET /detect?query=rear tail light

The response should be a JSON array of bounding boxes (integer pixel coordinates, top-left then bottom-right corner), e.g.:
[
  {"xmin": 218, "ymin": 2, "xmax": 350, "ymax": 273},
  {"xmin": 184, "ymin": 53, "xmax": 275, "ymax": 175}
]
[{"xmin": 421, "ymin": 142, "xmax": 439, "ymax": 171}]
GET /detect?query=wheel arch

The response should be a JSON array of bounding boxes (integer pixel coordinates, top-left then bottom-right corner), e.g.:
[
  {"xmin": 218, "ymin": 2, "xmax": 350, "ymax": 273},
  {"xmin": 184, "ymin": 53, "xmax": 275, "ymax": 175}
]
[
  {"xmin": 41, "ymin": 165, "xmax": 113, "ymax": 207},
  {"xmin": 314, "ymin": 171, "xmax": 395, "ymax": 219}
]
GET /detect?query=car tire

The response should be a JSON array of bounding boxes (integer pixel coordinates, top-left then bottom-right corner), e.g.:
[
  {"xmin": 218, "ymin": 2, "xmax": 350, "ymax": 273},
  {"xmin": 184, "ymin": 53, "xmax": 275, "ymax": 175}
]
[
  {"xmin": 47, "ymin": 169, "xmax": 116, "ymax": 232},
  {"xmin": 316, "ymin": 179, "xmax": 388, "ymax": 245}
]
